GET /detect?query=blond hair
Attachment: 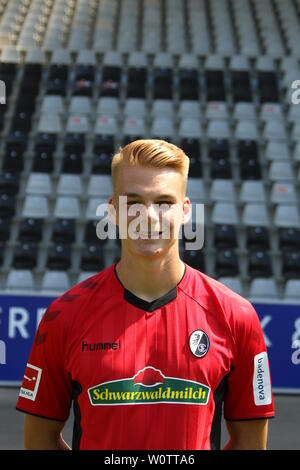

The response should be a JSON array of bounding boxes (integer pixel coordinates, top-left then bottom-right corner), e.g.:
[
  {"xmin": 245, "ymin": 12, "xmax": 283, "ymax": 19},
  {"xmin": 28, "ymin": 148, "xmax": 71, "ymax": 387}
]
[{"xmin": 111, "ymin": 139, "xmax": 190, "ymax": 195}]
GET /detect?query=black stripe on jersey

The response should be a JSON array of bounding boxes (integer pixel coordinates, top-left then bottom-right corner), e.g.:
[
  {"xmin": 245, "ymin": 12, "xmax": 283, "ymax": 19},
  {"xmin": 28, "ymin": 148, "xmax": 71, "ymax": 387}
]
[
  {"xmin": 114, "ymin": 262, "xmax": 186, "ymax": 312},
  {"xmin": 71, "ymin": 380, "xmax": 83, "ymax": 450},
  {"xmin": 210, "ymin": 369, "xmax": 232, "ymax": 450}
]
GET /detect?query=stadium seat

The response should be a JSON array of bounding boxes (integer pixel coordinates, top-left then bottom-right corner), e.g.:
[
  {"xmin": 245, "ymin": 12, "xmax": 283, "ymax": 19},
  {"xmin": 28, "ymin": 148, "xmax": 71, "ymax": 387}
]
[
  {"xmin": 47, "ymin": 244, "xmax": 72, "ymax": 270},
  {"xmin": 52, "ymin": 219, "xmax": 76, "ymax": 244},
  {"xmin": 38, "ymin": 114, "xmax": 61, "ymax": 134},
  {"xmin": 95, "ymin": 116, "xmax": 117, "ymax": 135},
  {"xmin": 215, "ymin": 249, "xmax": 239, "ymax": 277},
  {"xmin": 279, "ymin": 228, "xmax": 300, "ymax": 250},
  {"xmin": 270, "ymin": 183, "xmax": 297, "ymax": 204},
  {"xmin": 235, "ymin": 120, "xmax": 258, "ymax": 140},
  {"xmin": 211, "ymin": 157, "xmax": 232, "ymax": 179},
  {"xmin": 186, "ymin": 178, "xmax": 205, "ymax": 202},
  {"xmin": 0, "ymin": 173, "xmax": 19, "ymax": 196},
  {"xmin": 54, "ymin": 197, "xmax": 81, "ymax": 219},
  {"xmin": 87, "ymin": 175, "xmax": 113, "ymax": 197},
  {"xmin": 284, "ymin": 280, "xmax": 300, "ymax": 300},
  {"xmin": 242, "ymin": 203, "xmax": 269, "ymax": 227},
  {"xmin": 80, "ymin": 244, "xmax": 105, "ymax": 271},
  {"xmin": 13, "ymin": 243, "xmax": 38, "ymax": 269},
  {"xmin": 18, "ymin": 219, "xmax": 43, "ymax": 243},
  {"xmin": 248, "ymin": 249, "xmax": 272, "ymax": 278},
  {"xmin": 124, "ymin": 99, "xmax": 146, "ymax": 118},
  {"xmin": 0, "ymin": 216, "xmax": 11, "ymax": 242},
  {"xmin": 122, "ymin": 118, "xmax": 146, "ymax": 138},
  {"xmin": 6, "ymin": 269, "xmax": 34, "ymax": 291},
  {"xmin": 151, "ymin": 117, "xmax": 175, "ymax": 139},
  {"xmin": 25, "ymin": 173, "xmax": 52, "ymax": 196},
  {"xmin": 57, "ymin": 175, "xmax": 83, "ymax": 196},
  {"xmin": 249, "ymin": 278, "xmax": 278, "ymax": 299},
  {"xmin": 66, "ymin": 115, "xmax": 89, "ymax": 134},
  {"xmin": 264, "ymin": 121, "xmax": 287, "ymax": 141},
  {"xmin": 282, "ymin": 250, "xmax": 300, "ymax": 279},
  {"xmin": 211, "ymin": 203, "xmax": 238, "ymax": 225},
  {"xmin": 218, "ymin": 277, "xmax": 243, "ymax": 295},
  {"xmin": 214, "ymin": 225, "xmax": 237, "ymax": 248},
  {"xmin": 246, "ymin": 226, "xmax": 270, "ymax": 249},
  {"xmin": 265, "ymin": 141, "xmax": 289, "ymax": 161},
  {"xmin": 178, "ymin": 101, "xmax": 200, "ymax": 119},
  {"xmin": 152, "ymin": 100, "xmax": 173, "ymax": 117},
  {"xmin": 77, "ymin": 272, "xmax": 99, "ymax": 283},
  {"xmin": 181, "ymin": 249, "xmax": 205, "ymax": 272},
  {"xmin": 41, "ymin": 271, "xmax": 71, "ymax": 292},
  {"xmin": 274, "ymin": 205, "xmax": 300, "ymax": 228},
  {"xmin": 210, "ymin": 180, "xmax": 235, "ymax": 202},
  {"xmin": 23, "ymin": 196, "xmax": 49, "ymax": 219},
  {"xmin": 207, "ymin": 120, "xmax": 230, "ymax": 140},
  {"xmin": 86, "ymin": 198, "xmax": 108, "ymax": 220},
  {"xmin": 206, "ymin": 102, "xmax": 229, "ymax": 120},
  {"xmin": 240, "ymin": 181, "xmax": 266, "ymax": 203},
  {"xmin": 41, "ymin": 96, "xmax": 64, "ymax": 115},
  {"xmin": 178, "ymin": 118, "xmax": 202, "ymax": 139},
  {"xmin": 70, "ymin": 97, "xmax": 92, "ymax": 115},
  {"xmin": 97, "ymin": 97, "xmax": 120, "ymax": 117},
  {"xmin": 233, "ymin": 103, "xmax": 256, "ymax": 121}
]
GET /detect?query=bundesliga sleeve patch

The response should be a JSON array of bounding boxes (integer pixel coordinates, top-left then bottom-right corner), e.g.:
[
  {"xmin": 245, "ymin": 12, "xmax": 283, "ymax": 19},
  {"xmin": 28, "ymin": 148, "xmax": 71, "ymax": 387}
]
[
  {"xmin": 253, "ymin": 352, "xmax": 272, "ymax": 406},
  {"xmin": 19, "ymin": 363, "xmax": 42, "ymax": 401}
]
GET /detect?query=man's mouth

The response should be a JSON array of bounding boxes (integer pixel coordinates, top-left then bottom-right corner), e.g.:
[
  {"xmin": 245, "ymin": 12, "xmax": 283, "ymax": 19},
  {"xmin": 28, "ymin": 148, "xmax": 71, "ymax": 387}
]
[{"xmin": 136, "ymin": 231, "xmax": 163, "ymax": 237}]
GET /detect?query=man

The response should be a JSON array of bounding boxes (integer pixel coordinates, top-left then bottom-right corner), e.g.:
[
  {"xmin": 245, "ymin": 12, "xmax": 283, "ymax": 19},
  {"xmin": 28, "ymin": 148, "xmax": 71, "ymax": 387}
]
[{"xmin": 16, "ymin": 139, "xmax": 275, "ymax": 450}]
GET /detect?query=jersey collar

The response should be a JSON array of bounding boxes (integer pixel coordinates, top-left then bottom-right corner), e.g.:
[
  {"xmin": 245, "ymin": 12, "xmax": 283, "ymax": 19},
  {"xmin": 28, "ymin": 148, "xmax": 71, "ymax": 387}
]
[{"xmin": 113, "ymin": 261, "xmax": 187, "ymax": 312}]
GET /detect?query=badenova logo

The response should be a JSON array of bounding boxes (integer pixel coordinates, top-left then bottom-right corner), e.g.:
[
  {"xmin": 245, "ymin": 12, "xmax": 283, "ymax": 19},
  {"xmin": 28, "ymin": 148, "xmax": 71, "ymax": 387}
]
[
  {"xmin": 253, "ymin": 352, "xmax": 272, "ymax": 406},
  {"xmin": 88, "ymin": 366, "xmax": 210, "ymax": 406}
]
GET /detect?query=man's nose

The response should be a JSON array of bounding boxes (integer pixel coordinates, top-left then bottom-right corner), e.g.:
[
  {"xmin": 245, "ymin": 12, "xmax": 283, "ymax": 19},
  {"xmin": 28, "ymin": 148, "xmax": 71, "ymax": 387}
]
[{"xmin": 146, "ymin": 203, "xmax": 160, "ymax": 221}]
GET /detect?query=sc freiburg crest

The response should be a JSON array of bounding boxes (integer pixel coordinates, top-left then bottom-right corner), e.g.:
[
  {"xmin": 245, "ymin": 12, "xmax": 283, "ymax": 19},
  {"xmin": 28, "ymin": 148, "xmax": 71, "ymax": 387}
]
[{"xmin": 189, "ymin": 330, "xmax": 210, "ymax": 358}]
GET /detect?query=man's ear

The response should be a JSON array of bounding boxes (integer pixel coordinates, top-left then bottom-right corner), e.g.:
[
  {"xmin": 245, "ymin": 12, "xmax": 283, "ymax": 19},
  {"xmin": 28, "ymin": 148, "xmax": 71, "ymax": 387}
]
[
  {"xmin": 108, "ymin": 195, "xmax": 118, "ymax": 226},
  {"xmin": 182, "ymin": 197, "xmax": 191, "ymax": 224}
]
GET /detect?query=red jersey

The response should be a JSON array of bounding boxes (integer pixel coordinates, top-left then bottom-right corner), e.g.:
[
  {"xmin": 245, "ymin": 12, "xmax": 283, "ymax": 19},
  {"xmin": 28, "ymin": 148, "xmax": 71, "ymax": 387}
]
[{"xmin": 16, "ymin": 261, "xmax": 275, "ymax": 449}]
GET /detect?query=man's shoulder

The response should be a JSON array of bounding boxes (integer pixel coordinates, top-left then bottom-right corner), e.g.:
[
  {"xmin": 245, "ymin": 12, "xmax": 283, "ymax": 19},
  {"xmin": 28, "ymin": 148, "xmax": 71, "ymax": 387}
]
[
  {"xmin": 45, "ymin": 264, "xmax": 114, "ymax": 320},
  {"xmin": 184, "ymin": 264, "xmax": 254, "ymax": 318}
]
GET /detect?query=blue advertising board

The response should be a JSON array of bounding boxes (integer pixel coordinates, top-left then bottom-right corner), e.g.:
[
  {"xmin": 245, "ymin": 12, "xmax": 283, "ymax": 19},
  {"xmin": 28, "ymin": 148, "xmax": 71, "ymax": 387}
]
[{"xmin": 0, "ymin": 293, "xmax": 300, "ymax": 393}]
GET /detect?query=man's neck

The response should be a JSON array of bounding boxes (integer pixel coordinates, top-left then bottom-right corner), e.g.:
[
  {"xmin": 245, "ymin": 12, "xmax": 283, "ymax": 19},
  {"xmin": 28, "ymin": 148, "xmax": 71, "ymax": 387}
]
[{"xmin": 115, "ymin": 254, "xmax": 186, "ymax": 303}]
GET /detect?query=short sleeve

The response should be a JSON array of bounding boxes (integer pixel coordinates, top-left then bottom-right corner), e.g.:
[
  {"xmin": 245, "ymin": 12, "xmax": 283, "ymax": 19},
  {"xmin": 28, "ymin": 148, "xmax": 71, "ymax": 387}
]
[
  {"xmin": 224, "ymin": 299, "xmax": 275, "ymax": 421},
  {"xmin": 16, "ymin": 301, "xmax": 72, "ymax": 421}
]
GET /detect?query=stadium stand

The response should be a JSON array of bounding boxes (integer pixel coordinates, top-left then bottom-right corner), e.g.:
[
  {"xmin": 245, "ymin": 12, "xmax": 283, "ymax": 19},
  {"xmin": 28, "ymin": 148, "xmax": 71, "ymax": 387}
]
[{"xmin": 0, "ymin": 0, "xmax": 299, "ymax": 301}]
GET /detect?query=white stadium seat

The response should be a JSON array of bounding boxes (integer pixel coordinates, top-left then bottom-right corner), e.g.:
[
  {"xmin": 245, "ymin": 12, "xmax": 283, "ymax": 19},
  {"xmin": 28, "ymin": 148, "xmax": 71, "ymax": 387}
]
[
  {"xmin": 249, "ymin": 278, "xmax": 278, "ymax": 299},
  {"xmin": 66, "ymin": 115, "xmax": 89, "ymax": 133},
  {"xmin": 57, "ymin": 175, "xmax": 83, "ymax": 196},
  {"xmin": 186, "ymin": 179, "xmax": 206, "ymax": 202},
  {"xmin": 95, "ymin": 116, "xmax": 117, "ymax": 135},
  {"xmin": 23, "ymin": 196, "xmax": 50, "ymax": 219},
  {"xmin": 284, "ymin": 280, "xmax": 300, "ymax": 300},
  {"xmin": 6, "ymin": 270, "xmax": 34, "ymax": 291},
  {"xmin": 242, "ymin": 203, "xmax": 269, "ymax": 226},
  {"xmin": 269, "ymin": 161, "xmax": 294, "ymax": 181},
  {"xmin": 41, "ymin": 271, "xmax": 70, "ymax": 292},
  {"xmin": 96, "ymin": 98, "xmax": 120, "ymax": 117},
  {"xmin": 26, "ymin": 174, "xmax": 52, "ymax": 196},
  {"xmin": 240, "ymin": 181, "xmax": 266, "ymax": 203},
  {"xmin": 218, "ymin": 277, "xmax": 243, "ymax": 295},
  {"xmin": 54, "ymin": 197, "xmax": 81, "ymax": 219},
  {"xmin": 274, "ymin": 204, "xmax": 300, "ymax": 228},
  {"xmin": 88, "ymin": 175, "xmax": 113, "ymax": 197},
  {"xmin": 211, "ymin": 202, "xmax": 238, "ymax": 225},
  {"xmin": 210, "ymin": 180, "xmax": 235, "ymax": 202},
  {"xmin": 270, "ymin": 183, "xmax": 297, "ymax": 204}
]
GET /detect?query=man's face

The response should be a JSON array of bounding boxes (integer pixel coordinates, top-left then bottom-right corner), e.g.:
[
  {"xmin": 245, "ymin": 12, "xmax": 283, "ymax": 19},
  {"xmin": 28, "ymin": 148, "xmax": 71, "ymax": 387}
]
[{"xmin": 109, "ymin": 165, "xmax": 190, "ymax": 259}]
